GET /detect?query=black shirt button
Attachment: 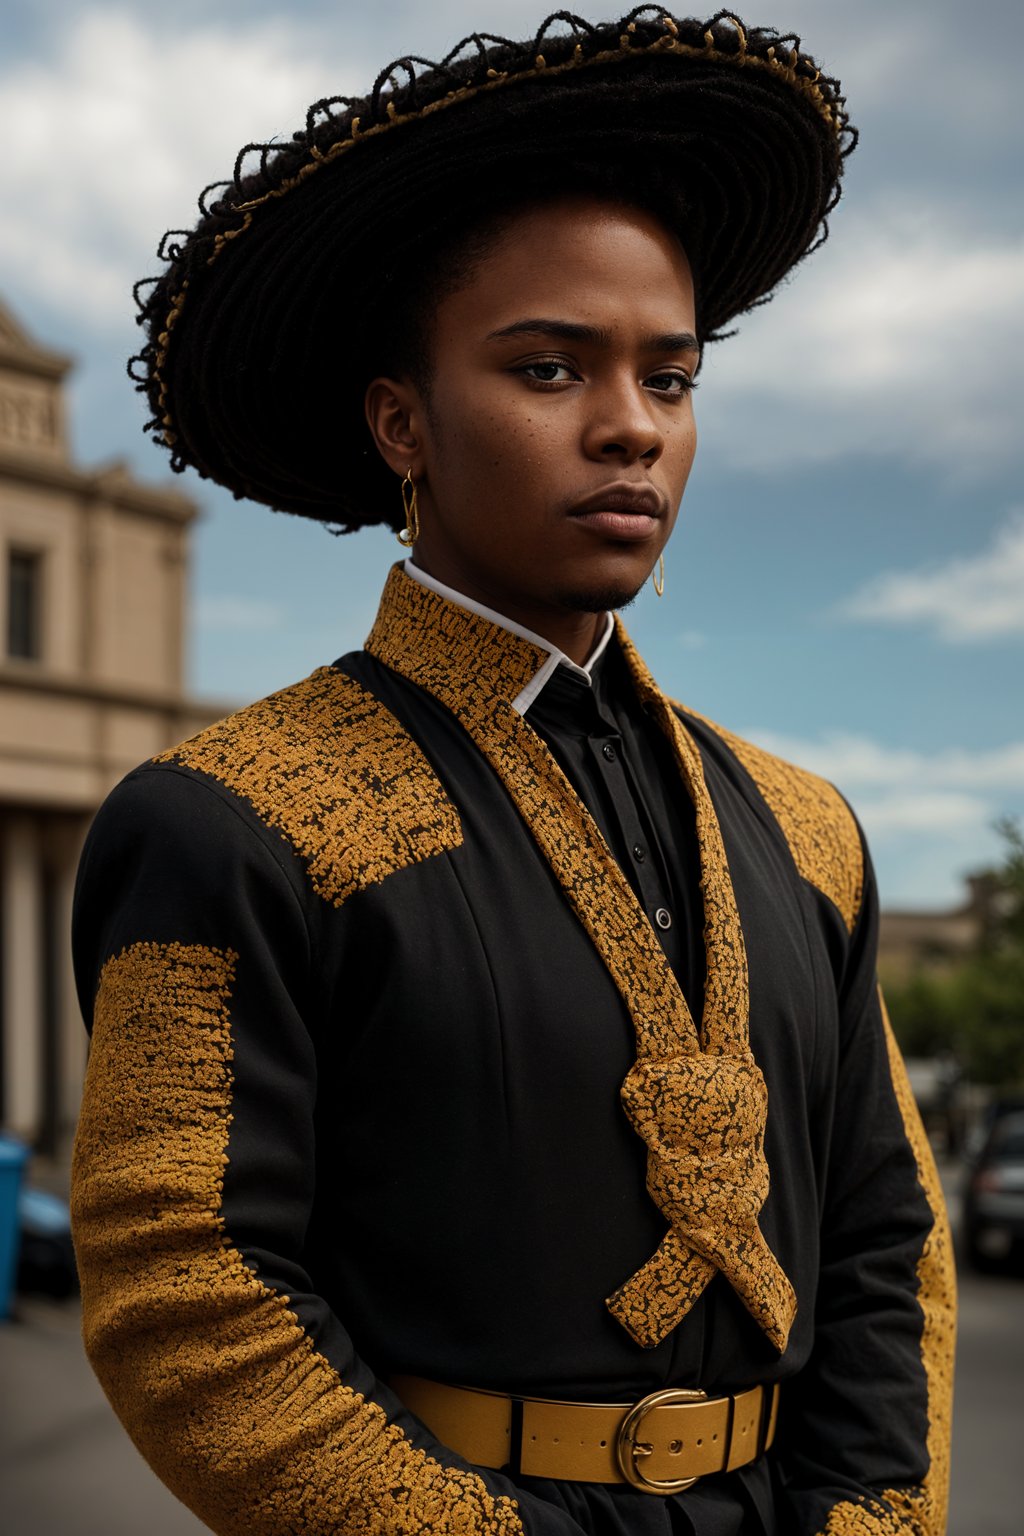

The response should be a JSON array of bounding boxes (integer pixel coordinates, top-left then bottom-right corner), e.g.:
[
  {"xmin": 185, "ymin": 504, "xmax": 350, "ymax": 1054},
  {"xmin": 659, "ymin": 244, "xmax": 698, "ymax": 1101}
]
[
  {"xmin": 654, "ymin": 907, "xmax": 672, "ymax": 930},
  {"xmin": 601, "ymin": 742, "xmax": 617, "ymax": 762},
  {"xmin": 633, "ymin": 844, "xmax": 646, "ymax": 862}
]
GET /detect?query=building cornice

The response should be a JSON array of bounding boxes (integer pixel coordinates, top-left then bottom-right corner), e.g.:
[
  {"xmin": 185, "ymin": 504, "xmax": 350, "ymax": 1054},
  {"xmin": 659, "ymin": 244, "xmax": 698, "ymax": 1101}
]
[
  {"xmin": 0, "ymin": 661, "xmax": 232, "ymax": 718},
  {"xmin": 0, "ymin": 340, "xmax": 72, "ymax": 382},
  {"xmin": 0, "ymin": 297, "xmax": 73, "ymax": 382},
  {"xmin": 0, "ymin": 447, "xmax": 197, "ymax": 524}
]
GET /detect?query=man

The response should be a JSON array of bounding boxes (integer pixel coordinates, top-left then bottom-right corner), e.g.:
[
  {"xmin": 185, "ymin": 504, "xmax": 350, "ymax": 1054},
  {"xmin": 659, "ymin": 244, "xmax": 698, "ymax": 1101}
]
[{"xmin": 70, "ymin": 13, "xmax": 955, "ymax": 1536}]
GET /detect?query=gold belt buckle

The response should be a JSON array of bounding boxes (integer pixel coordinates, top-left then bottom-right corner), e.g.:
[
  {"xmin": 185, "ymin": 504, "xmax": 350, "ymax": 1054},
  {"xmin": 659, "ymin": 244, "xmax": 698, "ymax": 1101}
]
[{"xmin": 616, "ymin": 1386, "xmax": 709, "ymax": 1495}]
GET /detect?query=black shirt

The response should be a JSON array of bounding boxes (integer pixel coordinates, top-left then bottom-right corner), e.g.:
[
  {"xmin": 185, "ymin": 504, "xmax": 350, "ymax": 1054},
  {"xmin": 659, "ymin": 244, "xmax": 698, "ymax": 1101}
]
[{"xmin": 525, "ymin": 642, "xmax": 706, "ymax": 1016}]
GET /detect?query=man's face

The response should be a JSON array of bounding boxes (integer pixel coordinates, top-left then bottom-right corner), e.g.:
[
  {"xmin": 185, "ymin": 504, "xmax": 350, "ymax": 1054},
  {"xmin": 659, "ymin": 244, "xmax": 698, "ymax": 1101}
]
[{"xmin": 372, "ymin": 196, "xmax": 699, "ymax": 647}]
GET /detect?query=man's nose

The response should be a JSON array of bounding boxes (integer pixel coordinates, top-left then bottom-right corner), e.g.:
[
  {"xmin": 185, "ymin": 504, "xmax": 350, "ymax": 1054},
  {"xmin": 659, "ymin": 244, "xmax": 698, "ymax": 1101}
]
[{"xmin": 583, "ymin": 382, "xmax": 664, "ymax": 465}]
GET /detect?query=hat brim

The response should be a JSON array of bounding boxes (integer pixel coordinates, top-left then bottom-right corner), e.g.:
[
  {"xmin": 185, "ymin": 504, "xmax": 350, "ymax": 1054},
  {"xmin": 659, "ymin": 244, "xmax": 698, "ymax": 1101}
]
[{"xmin": 135, "ymin": 12, "xmax": 853, "ymax": 528}]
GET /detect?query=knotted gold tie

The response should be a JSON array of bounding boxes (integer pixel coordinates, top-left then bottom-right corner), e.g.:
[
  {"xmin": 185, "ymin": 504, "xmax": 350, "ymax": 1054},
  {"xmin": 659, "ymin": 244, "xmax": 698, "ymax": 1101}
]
[
  {"xmin": 598, "ymin": 645, "xmax": 796, "ymax": 1352},
  {"xmin": 607, "ymin": 1051, "xmax": 796, "ymax": 1350}
]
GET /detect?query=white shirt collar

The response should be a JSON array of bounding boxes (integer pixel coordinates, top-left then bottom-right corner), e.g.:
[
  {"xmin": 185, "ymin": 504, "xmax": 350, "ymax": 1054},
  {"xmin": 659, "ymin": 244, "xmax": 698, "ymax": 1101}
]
[{"xmin": 403, "ymin": 560, "xmax": 615, "ymax": 716}]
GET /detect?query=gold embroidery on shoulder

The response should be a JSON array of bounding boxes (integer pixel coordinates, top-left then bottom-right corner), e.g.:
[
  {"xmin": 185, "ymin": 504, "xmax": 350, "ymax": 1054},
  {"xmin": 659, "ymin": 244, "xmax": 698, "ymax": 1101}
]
[
  {"xmin": 71, "ymin": 942, "xmax": 523, "ymax": 1536},
  {"xmin": 695, "ymin": 714, "xmax": 863, "ymax": 931},
  {"xmin": 155, "ymin": 667, "xmax": 462, "ymax": 907}
]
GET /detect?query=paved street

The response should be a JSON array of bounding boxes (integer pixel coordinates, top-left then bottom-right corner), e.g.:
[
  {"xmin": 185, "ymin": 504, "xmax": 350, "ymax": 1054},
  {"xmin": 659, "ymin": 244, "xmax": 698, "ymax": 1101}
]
[
  {"xmin": 0, "ymin": 1164, "xmax": 1021, "ymax": 1534},
  {"xmin": 950, "ymin": 1263, "xmax": 1024, "ymax": 1536},
  {"xmin": 0, "ymin": 1290, "xmax": 205, "ymax": 1536}
]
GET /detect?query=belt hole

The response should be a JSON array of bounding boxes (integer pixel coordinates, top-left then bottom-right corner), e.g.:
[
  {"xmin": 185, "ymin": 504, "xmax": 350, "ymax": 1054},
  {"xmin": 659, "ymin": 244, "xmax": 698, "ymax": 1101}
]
[
  {"xmin": 696, "ymin": 1437, "xmax": 703, "ymax": 1446},
  {"xmin": 669, "ymin": 1440, "xmax": 682, "ymax": 1455},
  {"xmin": 600, "ymin": 1440, "xmax": 607, "ymax": 1448}
]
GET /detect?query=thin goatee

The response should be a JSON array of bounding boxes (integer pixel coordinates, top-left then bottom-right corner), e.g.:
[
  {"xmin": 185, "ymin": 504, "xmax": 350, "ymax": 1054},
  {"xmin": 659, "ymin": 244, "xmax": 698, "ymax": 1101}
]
[{"xmin": 555, "ymin": 582, "xmax": 646, "ymax": 615}]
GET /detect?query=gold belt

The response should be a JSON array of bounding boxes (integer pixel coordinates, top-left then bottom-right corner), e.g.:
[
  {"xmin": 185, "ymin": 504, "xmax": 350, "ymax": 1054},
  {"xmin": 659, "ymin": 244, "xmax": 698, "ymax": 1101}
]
[{"xmin": 391, "ymin": 1375, "xmax": 780, "ymax": 1496}]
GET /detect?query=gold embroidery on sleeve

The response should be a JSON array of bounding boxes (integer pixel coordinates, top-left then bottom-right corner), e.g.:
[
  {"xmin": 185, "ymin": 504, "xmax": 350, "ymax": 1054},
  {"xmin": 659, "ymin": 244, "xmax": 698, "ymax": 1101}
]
[
  {"xmin": 156, "ymin": 667, "xmax": 462, "ymax": 907},
  {"xmin": 879, "ymin": 991, "xmax": 956, "ymax": 1534},
  {"xmin": 71, "ymin": 942, "xmax": 523, "ymax": 1536},
  {"xmin": 812, "ymin": 991, "xmax": 955, "ymax": 1536}
]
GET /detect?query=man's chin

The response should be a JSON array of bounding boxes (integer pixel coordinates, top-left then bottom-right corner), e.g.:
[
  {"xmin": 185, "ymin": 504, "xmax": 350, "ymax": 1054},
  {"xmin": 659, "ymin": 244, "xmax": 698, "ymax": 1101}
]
[{"xmin": 555, "ymin": 580, "xmax": 647, "ymax": 615}]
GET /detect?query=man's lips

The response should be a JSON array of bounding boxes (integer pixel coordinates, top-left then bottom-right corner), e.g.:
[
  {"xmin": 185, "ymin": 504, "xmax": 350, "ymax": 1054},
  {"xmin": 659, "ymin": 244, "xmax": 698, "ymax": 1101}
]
[{"xmin": 567, "ymin": 483, "xmax": 666, "ymax": 540}]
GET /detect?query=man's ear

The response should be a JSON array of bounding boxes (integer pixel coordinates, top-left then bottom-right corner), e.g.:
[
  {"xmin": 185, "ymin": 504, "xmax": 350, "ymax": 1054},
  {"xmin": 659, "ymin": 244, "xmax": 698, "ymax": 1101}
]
[{"xmin": 365, "ymin": 376, "xmax": 427, "ymax": 478}]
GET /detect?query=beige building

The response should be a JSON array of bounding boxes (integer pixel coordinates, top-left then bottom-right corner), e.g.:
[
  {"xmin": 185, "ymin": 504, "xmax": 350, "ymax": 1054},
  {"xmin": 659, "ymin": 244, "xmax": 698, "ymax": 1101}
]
[
  {"xmin": 877, "ymin": 878, "xmax": 989, "ymax": 986},
  {"xmin": 0, "ymin": 297, "xmax": 221, "ymax": 1154}
]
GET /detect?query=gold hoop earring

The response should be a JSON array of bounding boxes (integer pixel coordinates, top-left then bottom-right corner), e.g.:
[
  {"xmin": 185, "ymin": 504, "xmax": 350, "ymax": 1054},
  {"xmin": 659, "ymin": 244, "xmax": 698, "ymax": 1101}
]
[
  {"xmin": 397, "ymin": 468, "xmax": 420, "ymax": 547},
  {"xmin": 652, "ymin": 554, "xmax": 665, "ymax": 598}
]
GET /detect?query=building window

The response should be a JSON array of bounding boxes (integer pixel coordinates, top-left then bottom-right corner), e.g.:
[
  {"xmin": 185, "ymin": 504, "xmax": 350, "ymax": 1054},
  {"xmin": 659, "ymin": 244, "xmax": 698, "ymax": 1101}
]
[{"xmin": 7, "ymin": 548, "xmax": 43, "ymax": 660}]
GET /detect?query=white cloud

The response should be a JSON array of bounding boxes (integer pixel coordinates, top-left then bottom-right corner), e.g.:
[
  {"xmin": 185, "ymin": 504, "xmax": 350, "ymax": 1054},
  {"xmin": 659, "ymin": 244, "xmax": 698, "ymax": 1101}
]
[
  {"xmin": 744, "ymin": 730, "xmax": 1024, "ymax": 796},
  {"xmin": 740, "ymin": 728, "xmax": 1024, "ymax": 905},
  {"xmin": 0, "ymin": 9, "xmax": 349, "ymax": 330},
  {"xmin": 837, "ymin": 512, "xmax": 1024, "ymax": 641},
  {"xmin": 699, "ymin": 203, "xmax": 1024, "ymax": 475},
  {"xmin": 853, "ymin": 791, "xmax": 987, "ymax": 835},
  {"xmin": 772, "ymin": 0, "xmax": 1022, "ymax": 135}
]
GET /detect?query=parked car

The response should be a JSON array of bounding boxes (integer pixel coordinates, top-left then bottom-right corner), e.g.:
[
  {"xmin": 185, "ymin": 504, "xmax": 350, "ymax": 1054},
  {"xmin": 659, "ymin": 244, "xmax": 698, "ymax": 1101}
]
[
  {"xmin": 963, "ymin": 1091, "xmax": 1024, "ymax": 1159},
  {"xmin": 962, "ymin": 1107, "xmax": 1024, "ymax": 1271}
]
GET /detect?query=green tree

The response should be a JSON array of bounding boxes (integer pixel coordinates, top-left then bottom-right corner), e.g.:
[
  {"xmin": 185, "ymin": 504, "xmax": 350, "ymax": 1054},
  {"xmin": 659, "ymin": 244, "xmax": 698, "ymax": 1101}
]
[{"xmin": 886, "ymin": 820, "xmax": 1024, "ymax": 1087}]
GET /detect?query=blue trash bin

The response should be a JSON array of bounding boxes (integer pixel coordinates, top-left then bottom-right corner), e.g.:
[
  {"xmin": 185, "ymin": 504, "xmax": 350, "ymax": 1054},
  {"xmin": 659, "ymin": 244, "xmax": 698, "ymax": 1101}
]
[{"xmin": 0, "ymin": 1136, "xmax": 30, "ymax": 1319}]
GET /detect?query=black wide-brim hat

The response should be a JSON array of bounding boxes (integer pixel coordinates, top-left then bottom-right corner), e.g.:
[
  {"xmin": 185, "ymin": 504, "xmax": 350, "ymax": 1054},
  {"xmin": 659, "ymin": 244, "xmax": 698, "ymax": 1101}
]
[{"xmin": 132, "ymin": 9, "xmax": 854, "ymax": 530}]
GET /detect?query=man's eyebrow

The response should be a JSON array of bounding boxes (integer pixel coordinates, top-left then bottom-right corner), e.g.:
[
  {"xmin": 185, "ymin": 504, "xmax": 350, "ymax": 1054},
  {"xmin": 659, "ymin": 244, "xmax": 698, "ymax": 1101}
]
[{"xmin": 485, "ymin": 318, "xmax": 700, "ymax": 353}]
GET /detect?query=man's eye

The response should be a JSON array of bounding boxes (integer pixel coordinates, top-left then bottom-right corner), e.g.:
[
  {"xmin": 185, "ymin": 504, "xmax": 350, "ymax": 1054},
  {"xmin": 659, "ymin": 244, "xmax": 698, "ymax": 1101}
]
[
  {"xmin": 647, "ymin": 371, "xmax": 697, "ymax": 395},
  {"xmin": 520, "ymin": 361, "xmax": 576, "ymax": 383}
]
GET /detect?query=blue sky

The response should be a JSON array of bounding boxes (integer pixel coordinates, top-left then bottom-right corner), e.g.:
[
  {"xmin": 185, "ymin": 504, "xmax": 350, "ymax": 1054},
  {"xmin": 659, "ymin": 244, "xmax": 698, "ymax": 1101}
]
[{"xmin": 3, "ymin": 0, "xmax": 1022, "ymax": 908}]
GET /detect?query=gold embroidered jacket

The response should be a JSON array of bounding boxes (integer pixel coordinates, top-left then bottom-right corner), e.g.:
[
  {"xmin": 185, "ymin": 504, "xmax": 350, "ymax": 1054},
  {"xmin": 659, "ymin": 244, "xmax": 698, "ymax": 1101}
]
[{"xmin": 71, "ymin": 566, "xmax": 955, "ymax": 1536}]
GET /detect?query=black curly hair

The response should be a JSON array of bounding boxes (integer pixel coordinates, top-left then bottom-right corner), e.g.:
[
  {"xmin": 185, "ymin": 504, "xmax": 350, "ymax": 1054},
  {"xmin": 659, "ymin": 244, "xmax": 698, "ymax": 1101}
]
[
  {"xmin": 375, "ymin": 161, "xmax": 700, "ymax": 398},
  {"xmin": 130, "ymin": 9, "xmax": 855, "ymax": 532}
]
